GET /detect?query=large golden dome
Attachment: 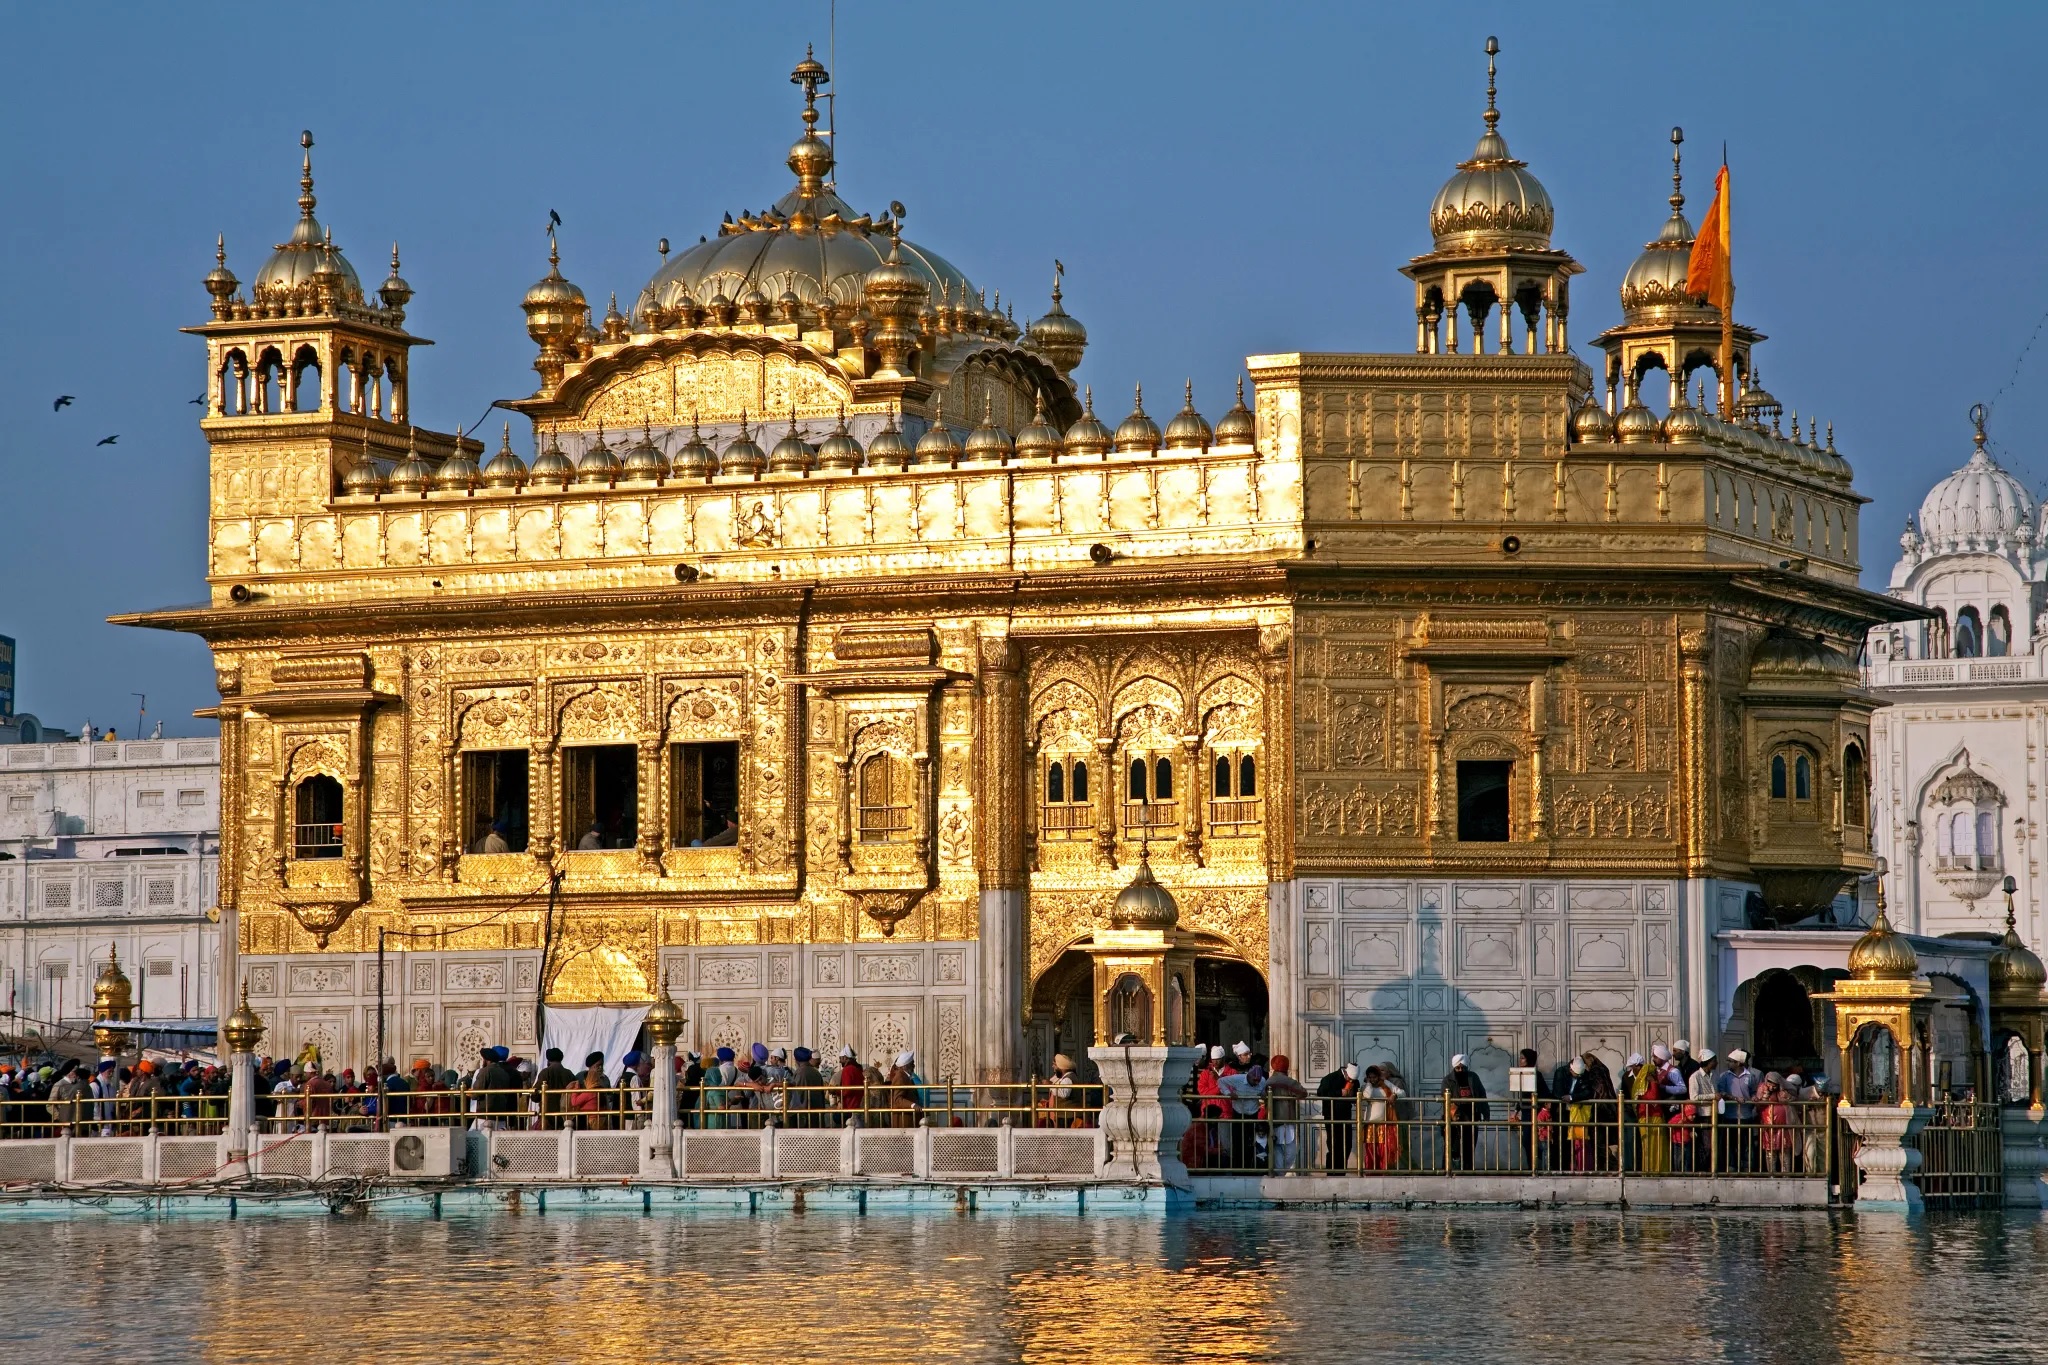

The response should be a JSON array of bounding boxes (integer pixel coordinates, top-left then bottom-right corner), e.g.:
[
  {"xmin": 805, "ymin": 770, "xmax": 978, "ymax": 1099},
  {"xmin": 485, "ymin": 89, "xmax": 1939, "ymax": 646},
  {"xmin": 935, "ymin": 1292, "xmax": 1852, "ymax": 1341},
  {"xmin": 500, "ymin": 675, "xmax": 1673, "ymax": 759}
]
[
  {"xmin": 251, "ymin": 132, "xmax": 366, "ymax": 308},
  {"xmin": 1428, "ymin": 39, "xmax": 1554, "ymax": 253},
  {"xmin": 1620, "ymin": 129, "xmax": 1712, "ymax": 320},
  {"xmin": 635, "ymin": 51, "xmax": 974, "ymax": 324}
]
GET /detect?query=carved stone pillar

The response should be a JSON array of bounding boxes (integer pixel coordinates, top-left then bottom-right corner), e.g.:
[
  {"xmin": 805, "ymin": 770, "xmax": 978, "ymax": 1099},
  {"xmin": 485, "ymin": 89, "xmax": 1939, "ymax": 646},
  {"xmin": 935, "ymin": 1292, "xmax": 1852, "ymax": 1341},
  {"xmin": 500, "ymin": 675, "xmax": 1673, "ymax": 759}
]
[
  {"xmin": 1088, "ymin": 1044, "xmax": 1202, "ymax": 1192},
  {"xmin": 1179, "ymin": 734, "xmax": 1204, "ymax": 866},
  {"xmin": 1679, "ymin": 628, "xmax": 1712, "ymax": 875},
  {"xmin": 1094, "ymin": 737, "xmax": 1118, "ymax": 870},
  {"xmin": 1257, "ymin": 625, "xmax": 1292, "ymax": 883},
  {"xmin": 530, "ymin": 738, "xmax": 558, "ymax": 862},
  {"xmin": 637, "ymin": 736, "xmax": 664, "ymax": 871},
  {"xmin": 976, "ymin": 636, "xmax": 1026, "ymax": 1082},
  {"xmin": 1838, "ymin": 1104, "xmax": 1933, "ymax": 1212}
]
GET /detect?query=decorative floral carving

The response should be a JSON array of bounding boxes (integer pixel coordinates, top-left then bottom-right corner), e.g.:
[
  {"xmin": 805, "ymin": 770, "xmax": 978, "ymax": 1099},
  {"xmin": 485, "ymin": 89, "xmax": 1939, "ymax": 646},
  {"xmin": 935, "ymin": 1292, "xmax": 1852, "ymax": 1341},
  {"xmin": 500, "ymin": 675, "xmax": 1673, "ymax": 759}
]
[{"xmin": 1584, "ymin": 700, "xmax": 1637, "ymax": 769}]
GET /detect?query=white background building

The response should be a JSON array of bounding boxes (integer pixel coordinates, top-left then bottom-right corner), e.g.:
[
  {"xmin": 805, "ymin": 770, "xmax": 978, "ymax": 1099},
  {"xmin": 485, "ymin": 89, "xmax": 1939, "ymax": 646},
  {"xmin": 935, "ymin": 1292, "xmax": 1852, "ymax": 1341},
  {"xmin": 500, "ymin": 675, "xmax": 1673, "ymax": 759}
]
[
  {"xmin": 0, "ymin": 737, "xmax": 221, "ymax": 1044},
  {"xmin": 1867, "ymin": 413, "xmax": 2048, "ymax": 950}
]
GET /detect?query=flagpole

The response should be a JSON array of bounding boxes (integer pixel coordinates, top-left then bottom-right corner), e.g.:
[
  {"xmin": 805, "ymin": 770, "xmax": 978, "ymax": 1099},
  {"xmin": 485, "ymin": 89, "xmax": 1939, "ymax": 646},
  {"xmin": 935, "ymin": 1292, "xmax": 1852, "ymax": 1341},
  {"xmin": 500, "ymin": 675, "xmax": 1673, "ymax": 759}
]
[{"xmin": 1719, "ymin": 151, "xmax": 1734, "ymax": 415}]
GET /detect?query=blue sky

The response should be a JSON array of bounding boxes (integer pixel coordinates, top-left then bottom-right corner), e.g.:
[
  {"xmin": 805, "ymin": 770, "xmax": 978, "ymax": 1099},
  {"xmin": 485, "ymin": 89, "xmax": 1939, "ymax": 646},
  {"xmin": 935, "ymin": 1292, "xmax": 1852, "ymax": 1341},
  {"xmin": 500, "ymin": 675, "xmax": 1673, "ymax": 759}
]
[{"xmin": 0, "ymin": 2, "xmax": 2039, "ymax": 735}]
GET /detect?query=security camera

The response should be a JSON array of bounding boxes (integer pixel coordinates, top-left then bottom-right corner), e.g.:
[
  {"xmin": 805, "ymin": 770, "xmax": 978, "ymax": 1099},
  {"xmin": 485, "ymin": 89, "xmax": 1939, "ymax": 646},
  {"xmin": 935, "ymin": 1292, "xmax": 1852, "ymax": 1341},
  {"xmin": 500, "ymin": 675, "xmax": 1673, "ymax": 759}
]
[
  {"xmin": 228, "ymin": 584, "xmax": 253, "ymax": 603},
  {"xmin": 1501, "ymin": 534, "xmax": 1522, "ymax": 555},
  {"xmin": 674, "ymin": 563, "xmax": 700, "ymax": 583},
  {"xmin": 1088, "ymin": 543, "xmax": 1114, "ymax": 565}
]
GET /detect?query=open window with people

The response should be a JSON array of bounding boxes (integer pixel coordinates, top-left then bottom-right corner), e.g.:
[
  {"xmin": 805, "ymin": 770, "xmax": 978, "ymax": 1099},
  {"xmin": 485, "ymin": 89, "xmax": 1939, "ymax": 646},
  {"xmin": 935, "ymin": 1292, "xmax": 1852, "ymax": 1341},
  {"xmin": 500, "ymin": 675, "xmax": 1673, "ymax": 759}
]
[
  {"xmin": 1123, "ymin": 753, "xmax": 1177, "ymax": 836},
  {"xmin": 671, "ymin": 740, "xmax": 740, "ymax": 848},
  {"xmin": 462, "ymin": 750, "xmax": 529, "ymax": 854},
  {"xmin": 563, "ymin": 745, "xmax": 637, "ymax": 851},
  {"xmin": 292, "ymin": 775, "xmax": 345, "ymax": 860}
]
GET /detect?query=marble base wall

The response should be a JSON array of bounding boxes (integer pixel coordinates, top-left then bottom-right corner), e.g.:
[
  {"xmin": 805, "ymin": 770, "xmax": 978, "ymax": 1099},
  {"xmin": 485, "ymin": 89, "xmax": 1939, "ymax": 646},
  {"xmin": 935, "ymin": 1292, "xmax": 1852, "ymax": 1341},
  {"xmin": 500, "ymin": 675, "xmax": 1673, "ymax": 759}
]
[
  {"xmin": 1278, "ymin": 876, "xmax": 1731, "ymax": 1097},
  {"xmin": 235, "ymin": 940, "xmax": 979, "ymax": 1077}
]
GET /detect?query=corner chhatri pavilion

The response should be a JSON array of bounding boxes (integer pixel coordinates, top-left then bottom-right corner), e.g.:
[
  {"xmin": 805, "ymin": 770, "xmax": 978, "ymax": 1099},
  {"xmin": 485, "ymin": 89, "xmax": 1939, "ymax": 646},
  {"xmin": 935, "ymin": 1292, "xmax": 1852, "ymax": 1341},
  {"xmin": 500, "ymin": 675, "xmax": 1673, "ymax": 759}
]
[{"xmin": 120, "ymin": 43, "xmax": 1915, "ymax": 1089}]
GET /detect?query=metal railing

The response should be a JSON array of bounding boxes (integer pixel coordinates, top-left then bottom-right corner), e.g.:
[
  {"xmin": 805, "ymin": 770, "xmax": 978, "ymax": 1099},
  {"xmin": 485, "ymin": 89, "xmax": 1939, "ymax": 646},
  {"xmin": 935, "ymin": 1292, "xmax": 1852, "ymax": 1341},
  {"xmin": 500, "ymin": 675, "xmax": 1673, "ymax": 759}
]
[
  {"xmin": 291, "ymin": 822, "xmax": 343, "ymax": 859},
  {"xmin": 0, "ymin": 1093, "xmax": 228, "ymax": 1138},
  {"xmin": 1916, "ymin": 1099, "xmax": 2004, "ymax": 1209},
  {"xmin": 1183, "ymin": 1094, "xmax": 1837, "ymax": 1179}
]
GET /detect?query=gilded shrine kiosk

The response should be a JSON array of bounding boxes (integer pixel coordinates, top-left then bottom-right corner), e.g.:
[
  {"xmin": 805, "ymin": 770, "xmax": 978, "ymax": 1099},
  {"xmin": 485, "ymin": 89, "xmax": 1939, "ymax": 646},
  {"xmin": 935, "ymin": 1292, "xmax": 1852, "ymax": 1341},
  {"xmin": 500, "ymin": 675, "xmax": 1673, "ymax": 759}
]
[{"xmin": 120, "ymin": 45, "xmax": 1918, "ymax": 1092}]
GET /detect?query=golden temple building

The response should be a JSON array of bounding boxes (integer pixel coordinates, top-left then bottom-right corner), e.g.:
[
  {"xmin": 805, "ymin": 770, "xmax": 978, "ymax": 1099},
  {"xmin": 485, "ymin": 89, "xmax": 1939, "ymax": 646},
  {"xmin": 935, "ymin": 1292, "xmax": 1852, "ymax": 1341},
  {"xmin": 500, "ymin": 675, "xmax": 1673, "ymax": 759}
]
[{"xmin": 120, "ymin": 43, "xmax": 1917, "ymax": 1088}]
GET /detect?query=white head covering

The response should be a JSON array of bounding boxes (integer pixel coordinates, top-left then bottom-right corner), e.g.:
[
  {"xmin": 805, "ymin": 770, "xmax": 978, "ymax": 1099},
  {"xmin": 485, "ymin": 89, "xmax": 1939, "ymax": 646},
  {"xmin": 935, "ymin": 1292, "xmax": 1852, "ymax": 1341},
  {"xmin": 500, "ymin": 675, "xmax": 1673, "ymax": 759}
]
[
  {"xmin": 1651, "ymin": 1043, "xmax": 1671, "ymax": 1062},
  {"xmin": 768, "ymin": 1048, "xmax": 786, "ymax": 1062},
  {"xmin": 1569, "ymin": 1058, "xmax": 1586, "ymax": 1075},
  {"xmin": 1697, "ymin": 1048, "xmax": 1716, "ymax": 1063},
  {"xmin": 1728, "ymin": 1048, "xmax": 1749, "ymax": 1064},
  {"xmin": 1450, "ymin": 1053, "xmax": 1468, "ymax": 1067},
  {"xmin": 1673, "ymin": 1040, "xmax": 1691, "ymax": 1053},
  {"xmin": 1232, "ymin": 1041, "xmax": 1252, "ymax": 1057},
  {"xmin": 1343, "ymin": 1063, "xmax": 1359, "ymax": 1079},
  {"xmin": 1209, "ymin": 1046, "xmax": 1225, "ymax": 1060},
  {"xmin": 838, "ymin": 1045, "xmax": 855, "ymax": 1059},
  {"xmin": 1626, "ymin": 1053, "xmax": 1645, "ymax": 1068},
  {"xmin": 894, "ymin": 1050, "xmax": 915, "ymax": 1068}
]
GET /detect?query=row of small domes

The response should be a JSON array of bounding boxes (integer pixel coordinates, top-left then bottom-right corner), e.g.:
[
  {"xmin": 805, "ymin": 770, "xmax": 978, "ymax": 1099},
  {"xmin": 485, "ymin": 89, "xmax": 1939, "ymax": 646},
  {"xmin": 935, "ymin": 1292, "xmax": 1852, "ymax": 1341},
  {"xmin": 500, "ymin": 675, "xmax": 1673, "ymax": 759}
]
[
  {"xmin": 1571, "ymin": 383, "xmax": 1851, "ymax": 483},
  {"xmin": 341, "ymin": 383, "xmax": 1255, "ymax": 496}
]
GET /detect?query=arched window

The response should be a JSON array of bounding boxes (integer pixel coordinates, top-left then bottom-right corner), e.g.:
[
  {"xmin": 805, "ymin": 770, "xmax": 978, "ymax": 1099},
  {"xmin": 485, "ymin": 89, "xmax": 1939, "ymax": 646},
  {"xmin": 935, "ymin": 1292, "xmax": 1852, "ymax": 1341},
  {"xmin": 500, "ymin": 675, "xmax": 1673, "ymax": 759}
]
[
  {"xmin": 1124, "ymin": 752, "xmax": 1176, "ymax": 833},
  {"xmin": 1770, "ymin": 754, "xmax": 1788, "ymax": 799},
  {"xmin": 1931, "ymin": 606, "xmax": 1950, "ymax": 659},
  {"xmin": 1977, "ymin": 811, "xmax": 1998, "ymax": 866},
  {"xmin": 1953, "ymin": 809, "xmax": 1972, "ymax": 857},
  {"xmin": 1938, "ymin": 816, "xmax": 1953, "ymax": 857},
  {"xmin": 1239, "ymin": 754, "xmax": 1256, "ymax": 798},
  {"xmin": 1956, "ymin": 606, "xmax": 1983, "ymax": 658},
  {"xmin": 1040, "ymin": 756, "xmax": 1091, "ymax": 839},
  {"xmin": 1991, "ymin": 605, "xmax": 2013, "ymax": 657},
  {"xmin": 1128, "ymin": 758, "xmax": 1147, "ymax": 804},
  {"xmin": 1794, "ymin": 754, "xmax": 1812, "ymax": 801},
  {"xmin": 1209, "ymin": 750, "xmax": 1263, "ymax": 834},
  {"xmin": 292, "ymin": 775, "xmax": 344, "ymax": 860},
  {"xmin": 1842, "ymin": 744, "xmax": 1867, "ymax": 826},
  {"xmin": 1153, "ymin": 757, "xmax": 1173, "ymax": 801},
  {"xmin": 857, "ymin": 753, "xmax": 911, "ymax": 843},
  {"xmin": 1214, "ymin": 755, "xmax": 1232, "ymax": 798}
]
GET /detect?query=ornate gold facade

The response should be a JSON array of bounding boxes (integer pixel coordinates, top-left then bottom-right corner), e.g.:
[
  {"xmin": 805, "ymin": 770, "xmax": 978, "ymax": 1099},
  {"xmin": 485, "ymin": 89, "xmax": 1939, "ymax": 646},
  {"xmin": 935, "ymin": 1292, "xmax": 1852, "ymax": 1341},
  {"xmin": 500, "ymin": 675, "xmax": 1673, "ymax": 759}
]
[{"xmin": 120, "ymin": 44, "xmax": 1917, "ymax": 1080}]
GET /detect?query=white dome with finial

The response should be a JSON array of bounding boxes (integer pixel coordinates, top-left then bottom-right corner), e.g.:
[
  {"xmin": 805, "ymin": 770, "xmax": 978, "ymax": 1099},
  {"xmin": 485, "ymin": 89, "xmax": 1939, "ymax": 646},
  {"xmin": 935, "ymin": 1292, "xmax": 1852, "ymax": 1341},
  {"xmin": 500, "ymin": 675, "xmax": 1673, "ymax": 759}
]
[{"xmin": 1917, "ymin": 406, "xmax": 2035, "ymax": 555}]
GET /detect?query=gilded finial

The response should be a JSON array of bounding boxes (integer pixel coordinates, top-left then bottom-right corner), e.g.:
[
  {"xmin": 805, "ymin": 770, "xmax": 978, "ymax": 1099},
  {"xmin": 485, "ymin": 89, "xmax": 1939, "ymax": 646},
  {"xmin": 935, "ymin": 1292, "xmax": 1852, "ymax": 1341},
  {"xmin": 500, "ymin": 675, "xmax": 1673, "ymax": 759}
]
[
  {"xmin": 1808, "ymin": 418, "xmax": 1817, "ymax": 446},
  {"xmin": 1669, "ymin": 126, "xmax": 1685, "ymax": 212},
  {"xmin": 1084, "ymin": 385, "xmax": 1095, "ymax": 416},
  {"xmin": 1483, "ymin": 36, "xmax": 1500, "ymax": 133},
  {"xmin": 1133, "ymin": 382, "xmax": 1145, "ymax": 413},
  {"xmin": 1971, "ymin": 401, "xmax": 1988, "ymax": 447},
  {"xmin": 658, "ymin": 237, "xmax": 669, "ymax": 261},
  {"xmin": 298, "ymin": 130, "xmax": 316, "ymax": 219},
  {"xmin": 547, "ymin": 230, "xmax": 560, "ymax": 270},
  {"xmin": 1185, "ymin": 378, "xmax": 1195, "ymax": 407},
  {"xmin": 391, "ymin": 242, "xmax": 401, "ymax": 272},
  {"xmin": 1052, "ymin": 258, "xmax": 1064, "ymax": 305},
  {"xmin": 1826, "ymin": 421, "xmax": 1836, "ymax": 453},
  {"xmin": 217, "ymin": 234, "xmax": 227, "ymax": 267},
  {"xmin": 691, "ymin": 409, "xmax": 703, "ymax": 442},
  {"xmin": 738, "ymin": 408, "xmax": 751, "ymax": 438},
  {"xmin": 1237, "ymin": 376, "xmax": 1245, "ymax": 404}
]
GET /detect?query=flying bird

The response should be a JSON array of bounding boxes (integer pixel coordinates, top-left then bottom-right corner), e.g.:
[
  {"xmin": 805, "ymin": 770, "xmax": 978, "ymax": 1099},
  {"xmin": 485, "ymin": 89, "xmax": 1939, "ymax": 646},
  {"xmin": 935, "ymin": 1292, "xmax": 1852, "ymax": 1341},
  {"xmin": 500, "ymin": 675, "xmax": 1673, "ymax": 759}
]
[
  {"xmin": 53, "ymin": 395, "xmax": 74, "ymax": 411},
  {"xmin": 189, "ymin": 395, "xmax": 205, "ymax": 406},
  {"xmin": 96, "ymin": 435, "xmax": 119, "ymax": 446}
]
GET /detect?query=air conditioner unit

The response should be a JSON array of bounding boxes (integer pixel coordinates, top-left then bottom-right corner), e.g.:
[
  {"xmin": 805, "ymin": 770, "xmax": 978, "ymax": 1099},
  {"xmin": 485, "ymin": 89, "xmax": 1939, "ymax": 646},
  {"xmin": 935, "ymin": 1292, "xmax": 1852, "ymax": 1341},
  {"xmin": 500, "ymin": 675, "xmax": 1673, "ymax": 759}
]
[{"xmin": 389, "ymin": 1126, "xmax": 466, "ymax": 1178}]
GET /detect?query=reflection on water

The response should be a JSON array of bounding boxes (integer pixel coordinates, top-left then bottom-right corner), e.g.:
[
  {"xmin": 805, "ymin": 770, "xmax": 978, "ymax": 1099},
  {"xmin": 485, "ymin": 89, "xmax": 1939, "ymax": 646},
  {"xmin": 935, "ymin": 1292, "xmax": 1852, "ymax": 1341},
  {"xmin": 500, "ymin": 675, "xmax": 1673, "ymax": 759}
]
[{"xmin": 1, "ymin": 1209, "xmax": 2042, "ymax": 1363}]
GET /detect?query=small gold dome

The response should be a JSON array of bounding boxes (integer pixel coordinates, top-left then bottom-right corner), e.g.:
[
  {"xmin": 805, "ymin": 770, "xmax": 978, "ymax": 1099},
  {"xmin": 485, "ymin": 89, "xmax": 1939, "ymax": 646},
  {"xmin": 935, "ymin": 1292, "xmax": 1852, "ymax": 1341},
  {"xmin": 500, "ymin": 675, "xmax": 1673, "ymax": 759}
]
[
  {"xmin": 1163, "ymin": 381, "xmax": 1212, "ymax": 451},
  {"xmin": 1064, "ymin": 386, "xmax": 1114, "ymax": 456},
  {"xmin": 574, "ymin": 426, "xmax": 622, "ymax": 485},
  {"xmin": 621, "ymin": 422, "xmax": 670, "ymax": 482},
  {"xmin": 1214, "ymin": 378, "xmax": 1255, "ymax": 448},
  {"xmin": 1014, "ymin": 390, "xmax": 1066, "ymax": 462},
  {"xmin": 481, "ymin": 425, "xmax": 527, "ymax": 489},
  {"xmin": 769, "ymin": 411, "xmax": 816, "ymax": 474},
  {"xmin": 1662, "ymin": 386, "xmax": 1706, "ymax": 443},
  {"xmin": 1615, "ymin": 398, "xmax": 1662, "ymax": 446},
  {"xmin": 867, "ymin": 410, "xmax": 913, "ymax": 470},
  {"xmin": 385, "ymin": 431, "xmax": 434, "ymax": 495},
  {"xmin": 523, "ymin": 236, "xmax": 587, "ymax": 346},
  {"xmin": 1572, "ymin": 400, "xmax": 1616, "ymax": 444},
  {"xmin": 1110, "ymin": 851, "xmax": 1180, "ymax": 931},
  {"xmin": 1427, "ymin": 40, "xmax": 1554, "ymax": 253},
  {"xmin": 530, "ymin": 428, "xmax": 576, "ymax": 486},
  {"xmin": 341, "ymin": 447, "xmax": 386, "ymax": 497},
  {"xmin": 1024, "ymin": 274, "xmax": 1088, "ymax": 376},
  {"xmin": 721, "ymin": 414, "xmax": 767, "ymax": 476},
  {"xmin": 815, "ymin": 409, "xmax": 865, "ymax": 471},
  {"xmin": 1848, "ymin": 909, "xmax": 1920, "ymax": 982},
  {"xmin": 432, "ymin": 437, "xmax": 481, "ymax": 492},
  {"xmin": 964, "ymin": 398, "xmax": 1015, "ymax": 462},
  {"xmin": 914, "ymin": 416, "xmax": 962, "ymax": 466},
  {"xmin": 1112, "ymin": 385, "xmax": 1160, "ymax": 453},
  {"xmin": 600, "ymin": 292, "xmax": 630, "ymax": 344},
  {"xmin": 1992, "ymin": 925, "xmax": 2048, "ymax": 996},
  {"xmin": 92, "ymin": 944, "xmax": 133, "ymax": 1015},
  {"xmin": 379, "ymin": 242, "xmax": 412, "ymax": 315},
  {"xmin": 222, "ymin": 984, "xmax": 266, "ymax": 1054},
  {"xmin": 672, "ymin": 416, "xmax": 718, "ymax": 479},
  {"xmin": 204, "ymin": 234, "xmax": 239, "ymax": 307}
]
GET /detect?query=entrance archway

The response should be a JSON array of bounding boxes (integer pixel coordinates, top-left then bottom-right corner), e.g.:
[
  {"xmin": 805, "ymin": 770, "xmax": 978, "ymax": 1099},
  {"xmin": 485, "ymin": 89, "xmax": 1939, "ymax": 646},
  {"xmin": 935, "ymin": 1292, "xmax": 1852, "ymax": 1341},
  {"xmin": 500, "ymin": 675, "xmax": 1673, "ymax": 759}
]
[{"xmin": 1027, "ymin": 942, "xmax": 1268, "ymax": 1079}]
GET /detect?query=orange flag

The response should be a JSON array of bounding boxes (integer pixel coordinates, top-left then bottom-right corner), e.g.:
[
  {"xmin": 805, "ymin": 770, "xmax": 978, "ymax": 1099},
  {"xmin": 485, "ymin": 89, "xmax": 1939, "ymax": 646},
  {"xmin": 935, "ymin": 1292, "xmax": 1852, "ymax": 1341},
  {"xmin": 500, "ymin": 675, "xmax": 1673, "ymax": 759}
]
[{"xmin": 1686, "ymin": 163, "xmax": 1732, "ymax": 309}]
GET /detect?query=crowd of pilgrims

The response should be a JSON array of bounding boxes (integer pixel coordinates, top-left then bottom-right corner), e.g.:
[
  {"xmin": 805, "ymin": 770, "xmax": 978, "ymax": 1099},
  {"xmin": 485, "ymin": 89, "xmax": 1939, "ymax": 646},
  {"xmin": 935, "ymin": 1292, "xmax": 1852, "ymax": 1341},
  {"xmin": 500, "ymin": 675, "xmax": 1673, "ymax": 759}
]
[
  {"xmin": 0, "ymin": 1056, "xmax": 229, "ymax": 1133},
  {"xmin": 1181, "ymin": 1040, "xmax": 1834, "ymax": 1174}
]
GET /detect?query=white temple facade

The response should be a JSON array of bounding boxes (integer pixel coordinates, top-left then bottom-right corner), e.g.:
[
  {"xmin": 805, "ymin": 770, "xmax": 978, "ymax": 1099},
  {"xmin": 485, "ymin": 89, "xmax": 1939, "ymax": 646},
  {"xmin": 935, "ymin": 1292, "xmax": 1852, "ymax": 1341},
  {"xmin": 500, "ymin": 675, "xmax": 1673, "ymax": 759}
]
[
  {"xmin": 0, "ymin": 738, "xmax": 223, "ymax": 1042},
  {"xmin": 1867, "ymin": 410, "xmax": 2048, "ymax": 949}
]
